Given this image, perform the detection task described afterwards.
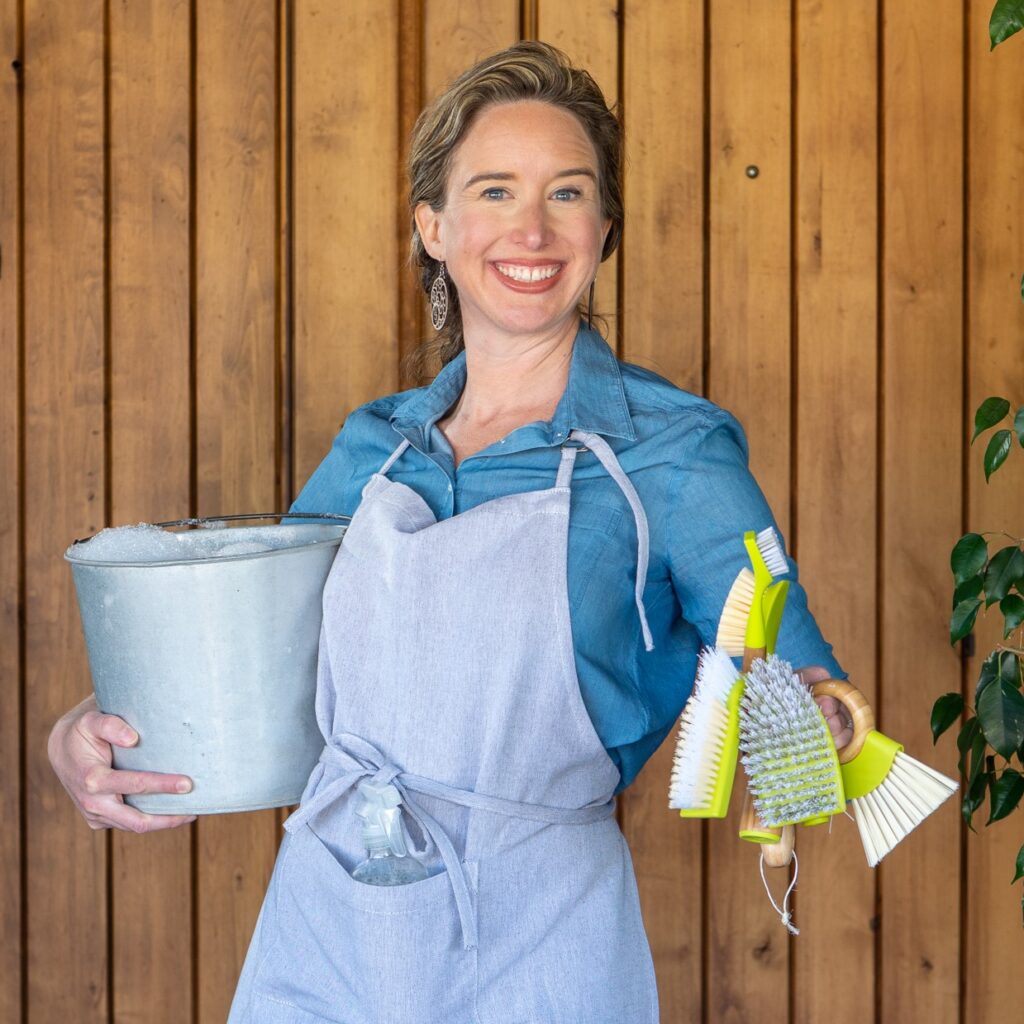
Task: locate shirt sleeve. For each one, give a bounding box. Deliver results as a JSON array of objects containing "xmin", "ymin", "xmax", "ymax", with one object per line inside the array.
[
  {"xmin": 287, "ymin": 416, "xmax": 357, "ymax": 518},
  {"xmin": 665, "ymin": 409, "xmax": 847, "ymax": 679}
]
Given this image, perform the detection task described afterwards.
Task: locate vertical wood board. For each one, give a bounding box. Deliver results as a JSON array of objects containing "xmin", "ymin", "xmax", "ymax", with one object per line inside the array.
[
  {"xmin": 707, "ymin": 3, "xmax": 794, "ymax": 1017},
  {"xmin": 23, "ymin": 2, "xmax": 108, "ymax": 1021},
  {"xmin": 108, "ymin": 1, "xmax": 194, "ymax": 1021},
  {"xmin": 0, "ymin": 0, "xmax": 22, "ymax": 1017},
  {"xmin": 619, "ymin": 3, "xmax": 705, "ymax": 1021},
  {"xmin": 194, "ymin": 2, "xmax": 281, "ymax": 1020},
  {"xmin": 881, "ymin": 5, "xmax": 964, "ymax": 1022},
  {"xmin": 292, "ymin": 2, "xmax": 400, "ymax": 491},
  {"xmin": 792, "ymin": 3, "xmax": 878, "ymax": 1022},
  {"xmin": 964, "ymin": 1, "xmax": 1024, "ymax": 1017}
]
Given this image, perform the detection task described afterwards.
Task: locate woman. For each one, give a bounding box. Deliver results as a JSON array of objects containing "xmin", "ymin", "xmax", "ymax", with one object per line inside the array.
[{"xmin": 50, "ymin": 42, "xmax": 852, "ymax": 1023}]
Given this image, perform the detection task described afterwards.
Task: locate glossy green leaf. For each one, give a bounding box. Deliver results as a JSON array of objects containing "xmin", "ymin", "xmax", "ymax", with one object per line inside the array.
[
  {"xmin": 984, "ymin": 429, "xmax": 1013, "ymax": 480},
  {"xmin": 976, "ymin": 651, "xmax": 1022, "ymax": 701},
  {"xmin": 931, "ymin": 692, "xmax": 964, "ymax": 743},
  {"xmin": 985, "ymin": 546, "xmax": 1024, "ymax": 606},
  {"xmin": 977, "ymin": 678, "xmax": 1024, "ymax": 759},
  {"xmin": 951, "ymin": 534, "xmax": 988, "ymax": 584},
  {"xmin": 988, "ymin": 769, "xmax": 1024, "ymax": 824},
  {"xmin": 1002, "ymin": 594, "xmax": 1024, "ymax": 637},
  {"xmin": 1016, "ymin": 406, "xmax": 1024, "ymax": 448},
  {"xmin": 973, "ymin": 397, "xmax": 1011, "ymax": 442},
  {"xmin": 1013, "ymin": 842, "xmax": 1024, "ymax": 884},
  {"xmin": 952, "ymin": 573, "xmax": 985, "ymax": 609},
  {"xmin": 951, "ymin": 598, "xmax": 981, "ymax": 644},
  {"xmin": 957, "ymin": 717, "xmax": 982, "ymax": 778},
  {"xmin": 963, "ymin": 769, "xmax": 991, "ymax": 830},
  {"xmin": 990, "ymin": 0, "xmax": 1024, "ymax": 48}
]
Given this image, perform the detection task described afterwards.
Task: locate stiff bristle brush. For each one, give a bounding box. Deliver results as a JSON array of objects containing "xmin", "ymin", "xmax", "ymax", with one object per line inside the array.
[
  {"xmin": 669, "ymin": 646, "xmax": 743, "ymax": 816},
  {"xmin": 738, "ymin": 654, "xmax": 846, "ymax": 827},
  {"xmin": 668, "ymin": 526, "xmax": 788, "ymax": 819},
  {"xmin": 810, "ymin": 680, "xmax": 958, "ymax": 866}
]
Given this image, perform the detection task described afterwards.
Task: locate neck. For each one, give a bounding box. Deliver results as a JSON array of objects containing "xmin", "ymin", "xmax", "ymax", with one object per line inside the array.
[{"xmin": 449, "ymin": 318, "xmax": 579, "ymax": 428}]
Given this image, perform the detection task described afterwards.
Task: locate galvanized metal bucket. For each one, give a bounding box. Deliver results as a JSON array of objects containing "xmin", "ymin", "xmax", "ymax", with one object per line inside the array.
[{"xmin": 65, "ymin": 513, "xmax": 348, "ymax": 815}]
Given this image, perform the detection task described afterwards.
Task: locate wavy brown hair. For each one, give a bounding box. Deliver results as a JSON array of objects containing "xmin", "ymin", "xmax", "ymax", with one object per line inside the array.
[{"xmin": 407, "ymin": 41, "xmax": 623, "ymax": 376}]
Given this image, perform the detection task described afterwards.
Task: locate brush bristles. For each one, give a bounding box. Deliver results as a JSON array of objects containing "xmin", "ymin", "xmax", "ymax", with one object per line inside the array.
[
  {"xmin": 849, "ymin": 752, "xmax": 958, "ymax": 867},
  {"xmin": 669, "ymin": 646, "xmax": 740, "ymax": 810},
  {"xmin": 716, "ymin": 568, "xmax": 755, "ymax": 656},
  {"xmin": 739, "ymin": 654, "xmax": 844, "ymax": 825},
  {"xmin": 755, "ymin": 526, "xmax": 789, "ymax": 578}
]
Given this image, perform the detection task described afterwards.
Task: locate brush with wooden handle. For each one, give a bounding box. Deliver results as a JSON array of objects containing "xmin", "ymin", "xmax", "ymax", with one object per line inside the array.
[{"xmin": 810, "ymin": 680, "xmax": 958, "ymax": 866}]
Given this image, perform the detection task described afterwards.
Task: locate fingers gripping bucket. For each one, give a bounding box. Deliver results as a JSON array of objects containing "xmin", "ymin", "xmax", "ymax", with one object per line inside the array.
[{"xmin": 65, "ymin": 514, "xmax": 348, "ymax": 815}]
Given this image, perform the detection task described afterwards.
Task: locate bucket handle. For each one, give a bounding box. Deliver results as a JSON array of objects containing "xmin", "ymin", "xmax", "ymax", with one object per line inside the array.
[{"xmin": 151, "ymin": 512, "xmax": 352, "ymax": 529}]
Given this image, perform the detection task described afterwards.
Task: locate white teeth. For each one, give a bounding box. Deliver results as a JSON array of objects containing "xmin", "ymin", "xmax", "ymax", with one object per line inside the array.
[{"xmin": 495, "ymin": 263, "xmax": 561, "ymax": 283}]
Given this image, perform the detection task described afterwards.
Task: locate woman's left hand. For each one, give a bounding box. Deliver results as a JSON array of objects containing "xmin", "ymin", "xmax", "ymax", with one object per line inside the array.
[{"xmin": 795, "ymin": 665, "xmax": 853, "ymax": 750}]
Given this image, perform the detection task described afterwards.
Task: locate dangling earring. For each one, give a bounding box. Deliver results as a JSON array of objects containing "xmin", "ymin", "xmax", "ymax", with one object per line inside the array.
[
  {"xmin": 430, "ymin": 262, "xmax": 449, "ymax": 331},
  {"xmin": 586, "ymin": 280, "xmax": 595, "ymax": 330}
]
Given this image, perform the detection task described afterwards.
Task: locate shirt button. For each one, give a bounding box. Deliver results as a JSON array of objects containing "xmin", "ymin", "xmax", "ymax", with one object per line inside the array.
[{"xmin": 447, "ymin": 483, "xmax": 453, "ymax": 492}]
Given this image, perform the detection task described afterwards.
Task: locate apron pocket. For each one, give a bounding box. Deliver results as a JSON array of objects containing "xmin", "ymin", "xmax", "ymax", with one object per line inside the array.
[
  {"xmin": 254, "ymin": 822, "xmax": 477, "ymax": 1024},
  {"xmin": 474, "ymin": 823, "xmax": 658, "ymax": 1024}
]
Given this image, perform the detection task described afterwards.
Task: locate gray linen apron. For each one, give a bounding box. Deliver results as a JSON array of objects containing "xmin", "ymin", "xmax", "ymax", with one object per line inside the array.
[{"xmin": 228, "ymin": 429, "xmax": 659, "ymax": 1024}]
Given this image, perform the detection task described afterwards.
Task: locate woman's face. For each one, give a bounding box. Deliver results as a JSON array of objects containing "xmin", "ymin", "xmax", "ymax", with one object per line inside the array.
[{"xmin": 415, "ymin": 100, "xmax": 611, "ymax": 346}]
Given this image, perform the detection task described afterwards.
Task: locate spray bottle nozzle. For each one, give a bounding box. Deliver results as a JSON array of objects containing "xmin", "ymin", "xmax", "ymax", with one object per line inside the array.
[{"xmin": 354, "ymin": 779, "xmax": 408, "ymax": 857}]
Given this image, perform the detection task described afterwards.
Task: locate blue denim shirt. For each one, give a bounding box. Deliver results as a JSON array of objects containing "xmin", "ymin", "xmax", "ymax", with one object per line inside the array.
[{"xmin": 292, "ymin": 323, "xmax": 846, "ymax": 793}]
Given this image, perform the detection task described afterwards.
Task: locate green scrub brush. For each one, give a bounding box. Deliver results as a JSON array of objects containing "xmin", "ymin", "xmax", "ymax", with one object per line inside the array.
[
  {"xmin": 669, "ymin": 646, "xmax": 744, "ymax": 817},
  {"xmin": 668, "ymin": 526, "xmax": 789, "ymax": 825},
  {"xmin": 739, "ymin": 654, "xmax": 847, "ymax": 827},
  {"xmin": 811, "ymin": 680, "xmax": 959, "ymax": 866}
]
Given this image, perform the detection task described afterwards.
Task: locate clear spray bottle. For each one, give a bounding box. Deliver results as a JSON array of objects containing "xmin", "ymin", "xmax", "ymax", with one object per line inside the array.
[{"xmin": 351, "ymin": 779, "xmax": 428, "ymax": 886}]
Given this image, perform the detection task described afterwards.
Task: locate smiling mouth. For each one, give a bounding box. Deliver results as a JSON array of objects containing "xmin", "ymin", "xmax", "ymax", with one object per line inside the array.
[{"xmin": 493, "ymin": 262, "xmax": 563, "ymax": 283}]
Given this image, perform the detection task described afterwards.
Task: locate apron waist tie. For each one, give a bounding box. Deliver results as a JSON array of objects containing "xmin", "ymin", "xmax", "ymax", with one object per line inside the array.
[{"xmin": 282, "ymin": 733, "xmax": 617, "ymax": 951}]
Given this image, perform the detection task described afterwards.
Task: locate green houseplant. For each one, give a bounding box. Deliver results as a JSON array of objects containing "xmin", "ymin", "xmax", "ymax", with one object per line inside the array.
[{"xmin": 928, "ymin": 0, "xmax": 1024, "ymax": 906}]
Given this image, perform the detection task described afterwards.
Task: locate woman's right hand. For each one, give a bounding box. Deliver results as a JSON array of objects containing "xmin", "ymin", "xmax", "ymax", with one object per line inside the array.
[{"xmin": 47, "ymin": 694, "xmax": 197, "ymax": 833}]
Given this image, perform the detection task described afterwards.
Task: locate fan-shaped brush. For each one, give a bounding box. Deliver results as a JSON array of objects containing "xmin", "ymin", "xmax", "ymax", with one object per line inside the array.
[{"xmin": 811, "ymin": 680, "xmax": 959, "ymax": 866}]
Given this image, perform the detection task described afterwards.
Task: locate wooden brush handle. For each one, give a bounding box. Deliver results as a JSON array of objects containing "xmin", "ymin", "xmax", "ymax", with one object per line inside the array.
[
  {"xmin": 763, "ymin": 825, "xmax": 795, "ymax": 868},
  {"xmin": 738, "ymin": 783, "xmax": 795, "ymax": 868},
  {"xmin": 810, "ymin": 679, "xmax": 875, "ymax": 764}
]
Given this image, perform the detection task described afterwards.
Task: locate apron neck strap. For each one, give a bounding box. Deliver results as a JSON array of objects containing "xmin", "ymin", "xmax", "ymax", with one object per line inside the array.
[
  {"xmin": 555, "ymin": 444, "xmax": 579, "ymax": 488},
  {"xmin": 378, "ymin": 438, "xmax": 411, "ymax": 477},
  {"xmin": 567, "ymin": 430, "xmax": 654, "ymax": 652}
]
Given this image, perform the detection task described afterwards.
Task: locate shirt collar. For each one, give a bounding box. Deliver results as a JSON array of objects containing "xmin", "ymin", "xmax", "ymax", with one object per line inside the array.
[{"xmin": 389, "ymin": 321, "xmax": 636, "ymax": 447}]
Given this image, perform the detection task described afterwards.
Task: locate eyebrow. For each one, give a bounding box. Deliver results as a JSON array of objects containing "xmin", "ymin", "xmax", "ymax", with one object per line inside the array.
[{"xmin": 462, "ymin": 167, "xmax": 598, "ymax": 189}]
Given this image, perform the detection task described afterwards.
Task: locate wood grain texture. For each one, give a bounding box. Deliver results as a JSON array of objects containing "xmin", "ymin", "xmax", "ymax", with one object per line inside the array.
[
  {"xmin": 194, "ymin": 2, "xmax": 281, "ymax": 1021},
  {"xmin": 536, "ymin": 0, "xmax": 619, "ymax": 351},
  {"xmin": 23, "ymin": 2, "xmax": 108, "ymax": 1021},
  {"xmin": 398, "ymin": 0, "xmax": 425, "ymax": 386},
  {"xmin": 792, "ymin": 3, "xmax": 877, "ymax": 1022},
  {"xmin": 0, "ymin": 0, "xmax": 21, "ymax": 1019},
  {"xmin": 619, "ymin": 2, "xmax": 705, "ymax": 1021},
  {"xmin": 108, "ymin": 2, "xmax": 194, "ymax": 1021},
  {"xmin": 881, "ymin": 3, "xmax": 964, "ymax": 1021},
  {"xmin": 292, "ymin": 1, "xmax": 400, "ymax": 492},
  {"xmin": 706, "ymin": 2, "xmax": 793, "ymax": 1018},
  {"xmin": 964, "ymin": 1, "xmax": 1024, "ymax": 1018},
  {"xmin": 422, "ymin": 0, "xmax": 518, "ymax": 101},
  {"xmin": 621, "ymin": 0, "xmax": 704, "ymax": 392}
]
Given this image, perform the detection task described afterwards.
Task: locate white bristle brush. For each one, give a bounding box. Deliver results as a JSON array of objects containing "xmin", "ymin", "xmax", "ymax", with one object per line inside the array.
[
  {"xmin": 669, "ymin": 646, "xmax": 743, "ymax": 816},
  {"xmin": 811, "ymin": 679, "xmax": 959, "ymax": 866}
]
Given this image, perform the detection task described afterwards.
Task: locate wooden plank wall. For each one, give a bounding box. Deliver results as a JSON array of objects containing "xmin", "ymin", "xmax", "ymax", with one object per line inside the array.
[{"xmin": 2, "ymin": 2, "xmax": 1022, "ymax": 1021}]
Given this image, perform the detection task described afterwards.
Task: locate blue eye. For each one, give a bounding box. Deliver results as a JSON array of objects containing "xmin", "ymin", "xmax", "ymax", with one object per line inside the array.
[
  {"xmin": 552, "ymin": 187, "xmax": 581, "ymax": 201},
  {"xmin": 481, "ymin": 187, "xmax": 508, "ymax": 200}
]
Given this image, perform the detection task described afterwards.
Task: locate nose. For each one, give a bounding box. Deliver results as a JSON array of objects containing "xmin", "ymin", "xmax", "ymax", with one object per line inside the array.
[{"xmin": 510, "ymin": 196, "xmax": 554, "ymax": 251}]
